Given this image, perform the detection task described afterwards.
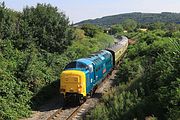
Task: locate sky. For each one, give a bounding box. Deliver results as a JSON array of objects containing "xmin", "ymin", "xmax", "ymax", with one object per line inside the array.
[{"xmin": 1, "ymin": 0, "xmax": 180, "ymax": 23}]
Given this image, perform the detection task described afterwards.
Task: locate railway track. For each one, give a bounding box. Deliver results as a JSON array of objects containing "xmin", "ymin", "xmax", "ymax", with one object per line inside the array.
[
  {"xmin": 47, "ymin": 88, "xmax": 100, "ymax": 120},
  {"xmin": 47, "ymin": 70, "xmax": 117, "ymax": 120},
  {"xmin": 47, "ymin": 96, "xmax": 98, "ymax": 120},
  {"xmin": 47, "ymin": 105, "xmax": 81, "ymax": 120},
  {"xmin": 47, "ymin": 108, "xmax": 63, "ymax": 120}
]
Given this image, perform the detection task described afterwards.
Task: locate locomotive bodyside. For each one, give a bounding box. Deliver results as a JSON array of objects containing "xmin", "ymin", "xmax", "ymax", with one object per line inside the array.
[
  {"xmin": 87, "ymin": 50, "xmax": 113, "ymax": 88},
  {"xmin": 60, "ymin": 50, "xmax": 113, "ymax": 101},
  {"xmin": 60, "ymin": 36, "xmax": 128, "ymax": 103}
]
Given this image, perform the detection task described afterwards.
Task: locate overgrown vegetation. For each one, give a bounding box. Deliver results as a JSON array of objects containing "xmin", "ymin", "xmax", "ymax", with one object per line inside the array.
[
  {"xmin": 87, "ymin": 26, "xmax": 180, "ymax": 119},
  {"xmin": 0, "ymin": 3, "xmax": 114, "ymax": 120}
]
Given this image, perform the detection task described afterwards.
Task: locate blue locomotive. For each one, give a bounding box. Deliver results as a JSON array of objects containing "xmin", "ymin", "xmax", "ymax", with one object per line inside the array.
[{"xmin": 60, "ymin": 36, "xmax": 128, "ymax": 103}]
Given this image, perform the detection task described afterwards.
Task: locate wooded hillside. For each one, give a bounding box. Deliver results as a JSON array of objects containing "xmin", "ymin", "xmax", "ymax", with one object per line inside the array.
[{"xmin": 76, "ymin": 12, "xmax": 180, "ymax": 26}]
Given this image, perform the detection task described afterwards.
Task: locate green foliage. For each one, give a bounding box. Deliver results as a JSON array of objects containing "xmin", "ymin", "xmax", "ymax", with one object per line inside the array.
[
  {"xmin": 0, "ymin": 40, "xmax": 32, "ymax": 120},
  {"xmin": 147, "ymin": 22, "xmax": 165, "ymax": 30},
  {"xmin": 0, "ymin": 3, "xmax": 115, "ymax": 119},
  {"xmin": 16, "ymin": 3, "xmax": 74, "ymax": 53},
  {"xmin": 80, "ymin": 24, "xmax": 103, "ymax": 37},
  {"xmin": 165, "ymin": 23, "xmax": 178, "ymax": 32},
  {"xmin": 87, "ymin": 29, "xmax": 180, "ymax": 120},
  {"xmin": 0, "ymin": 3, "xmax": 19, "ymax": 40},
  {"xmin": 172, "ymin": 31, "xmax": 180, "ymax": 38},
  {"xmin": 74, "ymin": 28, "xmax": 86, "ymax": 40},
  {"xmin": 122, "ymin": 19, "xmax": 137, "ymax": 32},
  {"xmin": 65, "ymin": 32, "xmax": 114, "ymax": 59},
  {"xmin": 109, "ymin": 24, "xmax": 124, "ymax": 35},
  {"xmin": 77, "ymin": 12, "xmax": 180, "ymax": 27}
]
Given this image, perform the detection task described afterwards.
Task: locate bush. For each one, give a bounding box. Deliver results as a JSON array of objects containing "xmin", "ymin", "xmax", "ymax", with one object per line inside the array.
[{"xmin": 87, "ymin": 30, "xmax": 180, "ymax": 120}]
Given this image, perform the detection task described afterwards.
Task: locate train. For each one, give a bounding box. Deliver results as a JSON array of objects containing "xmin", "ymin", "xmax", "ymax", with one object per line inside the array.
[{"xmin": 60, "ymin": 36, "xmax": 129, "ymax": 104}]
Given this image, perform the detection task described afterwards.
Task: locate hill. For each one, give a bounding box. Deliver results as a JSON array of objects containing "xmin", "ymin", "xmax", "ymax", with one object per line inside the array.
[{"xmin": 76, "ymin": 12, "xmax": 180, "ymax": 26}]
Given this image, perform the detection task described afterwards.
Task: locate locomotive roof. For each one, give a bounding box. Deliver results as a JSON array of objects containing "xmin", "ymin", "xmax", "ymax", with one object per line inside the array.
[
  {"xmin": 76, "ymin": 46, "xmax": 113, "ymax": 67},
  {"xmin": 76, "ymin": 58, "xmax": 93, "ymax": 65}
]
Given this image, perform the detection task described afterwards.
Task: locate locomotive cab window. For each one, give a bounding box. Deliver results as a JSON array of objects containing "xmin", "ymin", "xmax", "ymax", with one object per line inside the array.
[
  {"xmin": 76, "ymin": 62, "xmax": 86, "ymax": 69},
  {"xmin": 65, "ymin": 61, "xmax": 76, "ymax": 69},
  {"xmin": 65, "ymin": 61, "xmax": 87, "ymax": 70}
]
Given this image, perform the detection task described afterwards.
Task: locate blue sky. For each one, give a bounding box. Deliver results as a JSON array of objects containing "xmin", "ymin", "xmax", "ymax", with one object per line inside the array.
[{"xmin": 1, "ymin": 0, "xmax": 180, "ymax": 23}]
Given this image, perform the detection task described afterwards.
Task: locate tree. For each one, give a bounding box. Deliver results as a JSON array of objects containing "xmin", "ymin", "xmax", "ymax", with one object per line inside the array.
[
  {"xmin": 109, "ymin": 24, "xmax": 124, "ymax": 35},
  {"xmin": 20, "ymin": 4, "xmax": 74, "ymax": 53},
  {"xmin": 0, "ymin": 2, "xmax": 19, "ymax": 40},
  {"xmin": 74, "ymin": 28, "xmax": 85, "ymax": 40},
  {"xmin": 122, "ymin": 19, "xmax": 137, "ymax": 32},
  {"xmin": 81, "ymin": 24, "xmax": 103, "ymax": 37},
  {"xmin": 165, "ymin": 23, "xmax": 178, "ymax": 32},
  {"xmin": 147, "ymin": 22, "xmax": 165, "ymax": 30}
]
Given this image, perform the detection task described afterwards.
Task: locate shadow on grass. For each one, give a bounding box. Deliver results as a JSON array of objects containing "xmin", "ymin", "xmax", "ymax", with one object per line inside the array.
[{"xmin": 30, "ymin": 79, "xmax": 64, "ymax": 111}]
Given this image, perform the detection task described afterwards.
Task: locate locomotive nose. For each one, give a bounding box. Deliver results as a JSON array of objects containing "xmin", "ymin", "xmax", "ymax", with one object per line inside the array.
[{"xmin": 60, "ymin": 70, "xmax": 86, "ymax": 96}]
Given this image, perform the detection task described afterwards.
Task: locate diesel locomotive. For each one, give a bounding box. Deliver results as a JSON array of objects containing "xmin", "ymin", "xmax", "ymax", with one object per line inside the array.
[{"xmin": 60, "ymin": 36, "xmax": 128, "ymax": 103}]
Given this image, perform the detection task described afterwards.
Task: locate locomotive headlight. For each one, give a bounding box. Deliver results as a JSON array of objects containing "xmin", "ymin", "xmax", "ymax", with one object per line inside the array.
[
  {"xmin": 78, "ymin": 88, "xmax": 82, "ymax": 92},
  {"xmin": 78, "ymin": 84, "xmax": 83, "ymax": 88},
  {"xmin": 77, "ymin": 84, "xmax": 82, "ymax": 93}
]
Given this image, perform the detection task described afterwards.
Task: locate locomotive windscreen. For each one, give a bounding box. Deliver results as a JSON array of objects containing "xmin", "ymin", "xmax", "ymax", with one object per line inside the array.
[{"xmin": 65, "ymin": 61, "xmax": 88, "ymax": 70}]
